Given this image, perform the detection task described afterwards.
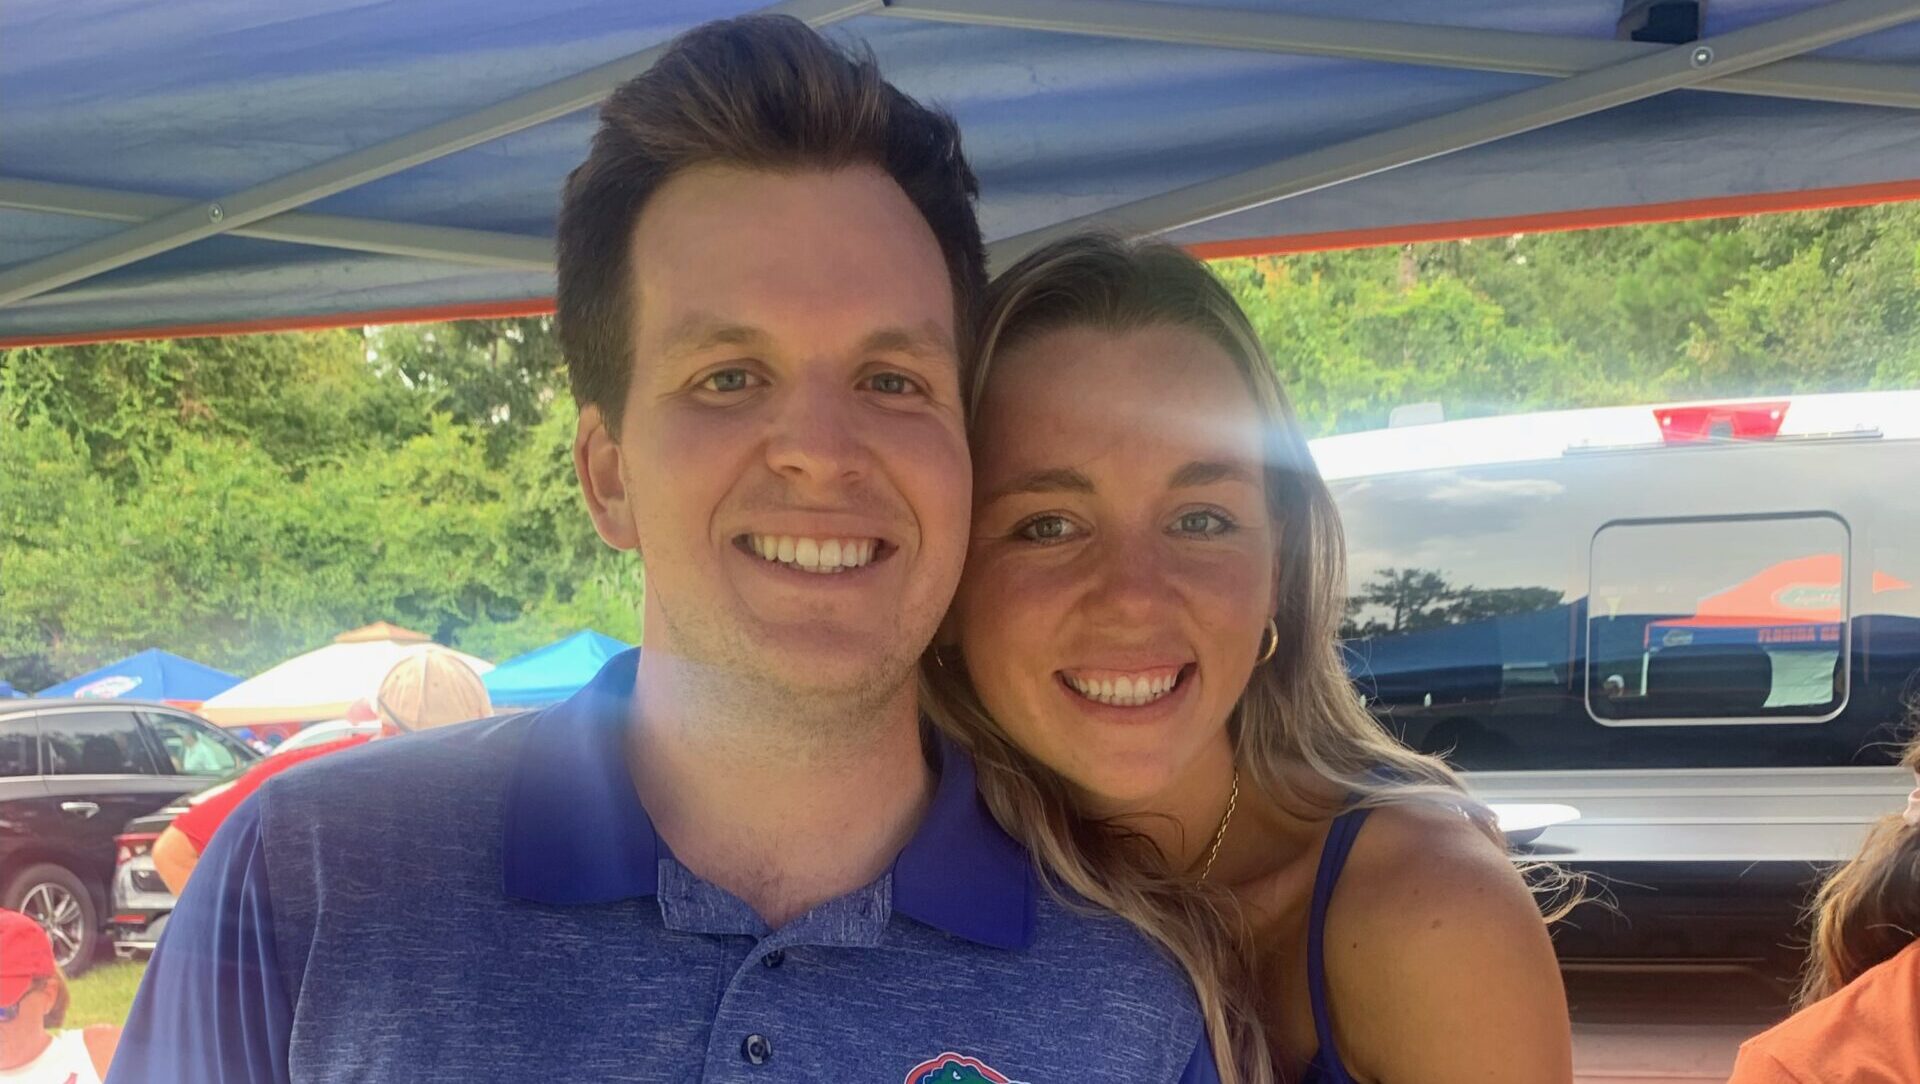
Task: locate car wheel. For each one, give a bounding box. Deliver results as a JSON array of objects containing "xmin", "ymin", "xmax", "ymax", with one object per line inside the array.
[{"xmin": 4, "ymin": 863, "xmax": 98, "ymax": 977}]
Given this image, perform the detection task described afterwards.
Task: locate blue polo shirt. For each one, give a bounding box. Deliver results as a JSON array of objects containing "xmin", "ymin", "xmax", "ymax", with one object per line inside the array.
[{"xmin": 111, "ymin": 651, "xmax": 1218, "ymax": 1083}]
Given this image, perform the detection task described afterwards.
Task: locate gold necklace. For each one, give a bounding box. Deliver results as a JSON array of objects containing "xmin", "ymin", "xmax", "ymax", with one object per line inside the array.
[{"xmin": 1199, "ymin": 768, "xmax": 1240, "ymax": 881}]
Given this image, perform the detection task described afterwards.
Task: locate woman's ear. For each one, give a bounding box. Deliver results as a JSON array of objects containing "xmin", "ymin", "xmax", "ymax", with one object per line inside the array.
[{"xmin": 575, "ymin": 404, "xmax": 642, "ymax": 553}]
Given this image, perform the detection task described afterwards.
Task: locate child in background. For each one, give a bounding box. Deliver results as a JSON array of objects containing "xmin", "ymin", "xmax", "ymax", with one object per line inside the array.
[
  {"xmin": 0, "ymin": 909, "xmax": 119, "ymax": 1083},
  {"xmin": 1728, "ymin": 732, "xmax": 1920, "ymax": 1083}
]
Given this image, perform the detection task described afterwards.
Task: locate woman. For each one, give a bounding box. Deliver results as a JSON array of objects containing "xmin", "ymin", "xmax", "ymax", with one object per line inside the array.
[
  {"xmin": 152, "ymin": 647, "xmax": 493, "ymax": 895},
  {"xmin": 925, "ymin": 235, "xmax": 1571, "ymax": 1083},
  {"xmin": 1727, "ymin": 733, "xmax": 1920, "ymax": 1082},
  {"xmin": 0, "ymin": 909, "xmax": 119, "ymax": 1083}
]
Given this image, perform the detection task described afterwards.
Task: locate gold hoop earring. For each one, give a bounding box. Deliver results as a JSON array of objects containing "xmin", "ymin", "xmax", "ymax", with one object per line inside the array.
[{"xmin": 1256, "ymin": 619, "xmax": 1279, "ymax": 665}]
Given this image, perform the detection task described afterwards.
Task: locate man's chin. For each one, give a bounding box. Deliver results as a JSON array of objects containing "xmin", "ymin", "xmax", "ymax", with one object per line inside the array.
[{"xmin": 733, "ymin": 626, "xmax": 924, "ymax": 699}]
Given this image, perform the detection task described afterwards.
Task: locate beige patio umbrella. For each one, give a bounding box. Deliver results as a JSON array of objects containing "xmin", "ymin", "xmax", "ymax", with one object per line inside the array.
[{"xmin": 198, "ymin": 623, "xmax": 491, "ymax": 727}]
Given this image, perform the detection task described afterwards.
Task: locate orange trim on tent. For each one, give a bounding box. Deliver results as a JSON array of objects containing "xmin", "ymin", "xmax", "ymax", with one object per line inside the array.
[
  {"xmin": 0, "ymin": 297, "xmax": 556, "ymax": 349},
  {"xmin": 1184, "ymin": 177, "xmax": 1920, "ymax": 260},
  {"xmin": 7, "ymin": 177, "xmax": 1920, "ymax": 348}
]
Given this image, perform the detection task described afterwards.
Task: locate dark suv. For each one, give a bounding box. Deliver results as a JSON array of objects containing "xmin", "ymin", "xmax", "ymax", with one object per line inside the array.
[{"xmin": 0, "ymin": 699, "xmax": 257, "ymax": 973}]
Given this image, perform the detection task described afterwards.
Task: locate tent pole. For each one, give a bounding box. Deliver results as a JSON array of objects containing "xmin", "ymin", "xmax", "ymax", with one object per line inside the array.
[
  {"xmin": 985, "ymin": 0, "xmax": 1920, "ymax": 271},
  {"xmin": 882, "ymin": 0, "xmax": 1920, "ymax": 111},
  {"xmin": 0, "ymin": 179, "xmax": 552, "ymax": 271},
  {"xmin": 0, "ymin": 0, "xmax": 880, "ymax": 309}
]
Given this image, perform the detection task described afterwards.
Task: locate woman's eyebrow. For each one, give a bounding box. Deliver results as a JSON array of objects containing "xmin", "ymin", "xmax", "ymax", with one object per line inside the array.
[
  {"xmin": 985, "ymin": 467, "xmax": 1096, "ymax": 503},
  {"xmin": 1168, "ymin": 459, "xmax": 1259, "ymax": 488}
]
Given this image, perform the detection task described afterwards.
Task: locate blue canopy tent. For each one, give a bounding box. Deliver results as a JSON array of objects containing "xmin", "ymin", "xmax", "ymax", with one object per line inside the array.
[
  {"xmin": 0, "ymin": 681, "xmax": 25, "ymax": 699},
  {"xmin": 4, "ymin": 0, "xmax": 1920, "ymax": 344},
  {"xmin": 483, "ymin": 631, "xmax": 632, "ymax": 708},
  {"xmin": 36, "ymin": 648, "xmax": 242, "ymax": 704}
]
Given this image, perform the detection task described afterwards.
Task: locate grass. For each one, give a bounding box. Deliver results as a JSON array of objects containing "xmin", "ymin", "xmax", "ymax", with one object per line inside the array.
[{"xmin": 65, "ymin": 961, "xmax": 147, "ymax": 1029}]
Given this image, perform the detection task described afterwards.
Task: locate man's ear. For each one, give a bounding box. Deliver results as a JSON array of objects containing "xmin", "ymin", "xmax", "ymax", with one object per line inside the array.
[{"xmin": 575, "ymin": 403, "xmax": 642, "ymax": 553}]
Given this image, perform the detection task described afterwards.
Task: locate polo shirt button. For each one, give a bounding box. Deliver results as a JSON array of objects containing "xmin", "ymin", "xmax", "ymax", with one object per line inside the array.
[
  {"xmin": 761, "ymin": 950, "xmax": 785, "ymax": 968},
  {"xmin": 741, "ymin": 1034, "xmax": 773, "ymax": 1065}
]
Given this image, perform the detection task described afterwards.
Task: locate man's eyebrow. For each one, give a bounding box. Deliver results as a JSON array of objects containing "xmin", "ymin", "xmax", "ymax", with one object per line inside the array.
[
  {"xmin": 1168, "ymin": 460, "xmax": 1261, "ymax": 489},
  {"xmin": 657, "ymin": 316, "xmax": 767, "ymax": 360},
  {"xmin": 859, "ymin": 321, "xmax": 956, "ymax": 362},
  {"xmin": 985, "ymin": 467, "xmax": 1097, "ymax": 503}
]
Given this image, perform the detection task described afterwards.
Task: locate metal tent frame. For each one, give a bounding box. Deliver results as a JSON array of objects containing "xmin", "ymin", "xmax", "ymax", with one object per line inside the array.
[{"xmin": 4, "ymin": 0, "xmax": 1919, "ymax": 330}]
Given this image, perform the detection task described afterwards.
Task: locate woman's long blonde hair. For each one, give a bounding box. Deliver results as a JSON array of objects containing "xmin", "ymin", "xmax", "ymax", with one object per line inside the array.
[
  {"xmin": 922, "ymin": 235, "xmax": 1514, "ymax": 1084},
  {"xmin": 1796, "ymin": 723, "xmax": 1920, "ymax": 1007}
]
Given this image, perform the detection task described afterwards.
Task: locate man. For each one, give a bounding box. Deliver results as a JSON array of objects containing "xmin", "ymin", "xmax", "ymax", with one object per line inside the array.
[{"xmin": 110, "ymin": 16, "xmax": 1217, "ymax": 1083}]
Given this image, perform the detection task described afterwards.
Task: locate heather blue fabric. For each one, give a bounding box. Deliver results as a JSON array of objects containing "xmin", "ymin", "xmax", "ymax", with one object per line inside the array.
[{"xmin": 110, "ymin": 649, "xmax": 1218, "ymax": 1083}]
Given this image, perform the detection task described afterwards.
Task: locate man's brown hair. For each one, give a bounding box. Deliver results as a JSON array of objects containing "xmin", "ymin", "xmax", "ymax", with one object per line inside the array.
[{"xmin": 556, "ymin": 15, "xmax": 986, "ymax": 434}]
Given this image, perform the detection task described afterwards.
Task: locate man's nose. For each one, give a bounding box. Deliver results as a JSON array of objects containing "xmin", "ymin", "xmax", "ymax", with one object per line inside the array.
[{"xmin": 764, "ymin": 375, "xmax": 865, "ymax": 485}]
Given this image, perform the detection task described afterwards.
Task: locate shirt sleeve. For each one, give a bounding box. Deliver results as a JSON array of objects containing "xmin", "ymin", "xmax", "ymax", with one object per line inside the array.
[
  {"xmin": 169, "ymin": 770, "xmax": 261, "ymax": 852},
  {"xmin": 107, "ymin": 794, "xmax": 293, "ymax": 1084},
  {"xmin": 1178, "ymin": 1035, "xmax": 1223, "ymax": 1084}
]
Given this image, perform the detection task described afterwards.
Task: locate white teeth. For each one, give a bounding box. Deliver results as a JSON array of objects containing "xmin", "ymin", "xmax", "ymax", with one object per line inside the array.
[
  {"xmin": 1067, "ymin": 670, "xmax": 1182, "ymax": 707},
  {"xmin": 745, "ymin": 534, "xmax": 881, "ymax": 574}
]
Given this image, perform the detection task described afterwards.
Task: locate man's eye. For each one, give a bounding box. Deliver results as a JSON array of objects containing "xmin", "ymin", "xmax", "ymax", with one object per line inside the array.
[
  {"xmin": 699, "ymin": 369, "xmax": 760, "ymax": 393},
  {"xmin": 1017, "ymin": 515, "xmax": 1081, "ymax": 543},
  {"xmin": 863, "ymin": 372, "xmax": 920, "ymax": 395},
  {"xmin": 1174, "ymin": 510, "xmax": 1235, "ymax": 536}
]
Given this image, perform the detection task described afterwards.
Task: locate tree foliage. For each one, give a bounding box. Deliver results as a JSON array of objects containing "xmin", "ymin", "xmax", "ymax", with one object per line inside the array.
[
  {"xmin": 1, "ymin": 320, "xmax": 638, "ymax": 688},
  {"xmin": 1217, "ymin": 203, "xmax": 1920, "ymax": 435}
]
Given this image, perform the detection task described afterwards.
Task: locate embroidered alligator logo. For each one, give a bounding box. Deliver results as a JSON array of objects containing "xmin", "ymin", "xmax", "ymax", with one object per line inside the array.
[{"xmin": 904, "ymin": 1052, "xmax": 1030, "ymax": 1084}]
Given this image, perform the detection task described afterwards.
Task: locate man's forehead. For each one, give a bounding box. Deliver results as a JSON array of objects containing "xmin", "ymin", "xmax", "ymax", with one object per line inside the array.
[{"xmin": 624, "ymin": 165, "xmax": 958, "ymax": 362}]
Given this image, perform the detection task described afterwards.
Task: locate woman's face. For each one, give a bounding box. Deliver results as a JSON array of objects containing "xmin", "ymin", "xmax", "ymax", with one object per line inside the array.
[{"xmin": 952, "ymin": 322, "xmax": 1279, "ymax": 810}]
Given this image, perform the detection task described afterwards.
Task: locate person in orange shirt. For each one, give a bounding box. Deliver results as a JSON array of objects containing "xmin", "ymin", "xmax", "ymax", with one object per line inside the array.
[{"xmin": 1728, "ymin": 732, "xmax": 1920, "ymax": 1084}]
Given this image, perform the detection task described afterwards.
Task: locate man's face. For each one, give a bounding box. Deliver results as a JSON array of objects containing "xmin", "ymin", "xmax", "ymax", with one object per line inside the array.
[{"xmin": 578, "ymin": 165, "xmax": 971, "ymax": 701}]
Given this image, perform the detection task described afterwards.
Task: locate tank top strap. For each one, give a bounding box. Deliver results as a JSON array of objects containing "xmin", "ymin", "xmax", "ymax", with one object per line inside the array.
[{"xmin": 1305, "ymin": 805, "xmax": 1373, "ymax": 1083}]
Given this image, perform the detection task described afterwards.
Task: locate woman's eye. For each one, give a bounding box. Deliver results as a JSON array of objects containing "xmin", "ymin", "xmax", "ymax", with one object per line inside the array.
[
  {"xmin": 863, "ymin": 371, "xmax": 920, "ymax": 396},
  {"xmin": 1174, "ymin": 510, "xmax": 1235, "ymax": 536},
  {"xmin": 700, "ymin": 369, "xmax": 759, "ymax": 393},
  {"xmin": 1017, "ymin": 515, "xmax": 1081, "ymax": 543}
]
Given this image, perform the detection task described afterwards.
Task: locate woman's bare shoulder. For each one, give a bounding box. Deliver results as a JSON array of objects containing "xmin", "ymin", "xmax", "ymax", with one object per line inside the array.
[{"xmin": 1323, "ymin": 800, "xmax": 1572, "ymax": 1083}]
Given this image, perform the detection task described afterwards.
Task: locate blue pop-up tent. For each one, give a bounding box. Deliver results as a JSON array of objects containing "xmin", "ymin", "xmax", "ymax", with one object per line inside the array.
[
  {"xmin": 4, "ymin": 0, "xmax": 1920, "ymax": 346},
  {"xmin": 483, "ymin": 631, "xmax": 631, "ymax": 708},
  {"xmin": 0, "ymin": 681, "xmax": 25, "ymax": 699},
  {"xmin": 37, "ymin": 648, "xmax": 242, "ymax": 703}
]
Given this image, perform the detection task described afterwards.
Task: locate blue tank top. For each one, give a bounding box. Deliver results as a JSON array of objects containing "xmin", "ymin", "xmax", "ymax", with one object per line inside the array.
[{"xmin": 1297, "ymin": 805, "xmax": 1372, "ymax": 1084}]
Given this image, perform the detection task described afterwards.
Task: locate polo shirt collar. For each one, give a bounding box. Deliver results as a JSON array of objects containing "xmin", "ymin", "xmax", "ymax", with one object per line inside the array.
[{"xmin": 501, "ymin": 649, "xmax": 1034, "ymax": 950}]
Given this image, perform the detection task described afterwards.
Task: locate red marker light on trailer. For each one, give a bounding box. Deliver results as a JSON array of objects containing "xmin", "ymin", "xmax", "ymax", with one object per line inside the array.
[{"xmin": 1654, "ymin": 400, "xmax": 1790, "ymax": 443}]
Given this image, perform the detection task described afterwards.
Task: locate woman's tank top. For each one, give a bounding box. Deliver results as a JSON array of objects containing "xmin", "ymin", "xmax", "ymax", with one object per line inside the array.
[
  {"xmin": 0, "ymin": 1029, "xmax": 105, "ymax": 1084},
  {"xmin": 1297, "ymin": 805, "xmax": 1372, "ymax": 1084}
]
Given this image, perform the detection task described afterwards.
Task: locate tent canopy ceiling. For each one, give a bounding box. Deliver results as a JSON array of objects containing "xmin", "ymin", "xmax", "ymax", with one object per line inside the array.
[{"xmin": 5, "ymin": 0, "xmax": 1920, "ymax": 345}]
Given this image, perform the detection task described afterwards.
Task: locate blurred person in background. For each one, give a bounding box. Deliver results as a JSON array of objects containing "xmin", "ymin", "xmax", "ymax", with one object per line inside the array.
[
  {"xmin": 150, "ymin": 647, "xmax": 492, "ymax": 895},
  {"xmin": 0, "ymin": 909, "xmax": 119, "ymax": 1084},
  {"xmin": 176, "ymin": 729, "xmax": 227, "ymax": 774},
  {"xmin": 1727, "ymin": 728, "xmax": 1920, "ymax": 1083}
]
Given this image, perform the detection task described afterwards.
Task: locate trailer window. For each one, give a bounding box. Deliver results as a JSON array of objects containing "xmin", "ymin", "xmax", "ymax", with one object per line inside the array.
[{"xmin": 1587, "ymin": 515, "xmax": 1850, "ymax": 724}]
